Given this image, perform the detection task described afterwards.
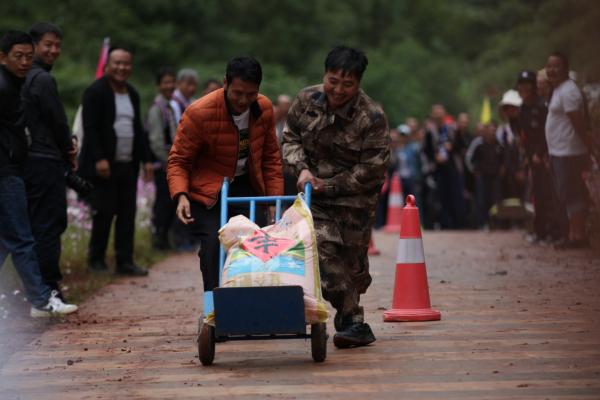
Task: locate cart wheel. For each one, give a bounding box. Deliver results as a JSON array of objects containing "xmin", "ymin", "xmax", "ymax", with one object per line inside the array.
[
  {"xmin": 198, "ymin": 322, "xmax": 215, "ymax": 366},
  {"xmin": 311, "ymin": 323, "xmax": 327, "ymax": 362}
]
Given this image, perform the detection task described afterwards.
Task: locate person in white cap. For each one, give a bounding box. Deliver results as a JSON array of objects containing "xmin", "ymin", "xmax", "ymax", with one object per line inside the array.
[{"xmin": 496, "ymin": 89, "xmax": 526, "ymax": 202}]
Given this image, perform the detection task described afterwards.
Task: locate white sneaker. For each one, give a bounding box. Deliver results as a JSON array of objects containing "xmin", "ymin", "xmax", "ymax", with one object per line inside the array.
[{"xmin": 30, "ymin": 290, "xmax": 78, "ymax": 317}]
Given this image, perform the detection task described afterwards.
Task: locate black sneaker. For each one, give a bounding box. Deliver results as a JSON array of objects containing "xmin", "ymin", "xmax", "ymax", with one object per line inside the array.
[
  {"xmin": 152, "ymin": 233, "xmax": 171, "ymax": 251},
  {"xmin": 554, "ymin": 238, "xmax": 590, "ymax": 250},
  {"xmin": 89, "ymin": 259, "xmax": 109, "ymax": 274},
  {"xmin": 333, "ymin": 323, "xmax": 376, "ymax": 349},
  {"xmin": 116, "ymin": 262, "xmax": 149, "ymax": 276}
]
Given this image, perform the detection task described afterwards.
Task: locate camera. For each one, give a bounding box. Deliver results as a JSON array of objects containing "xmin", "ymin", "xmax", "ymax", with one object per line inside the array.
[{"xmin": 65, "ymin": 170, "xmax": 94, "ymax": 198}]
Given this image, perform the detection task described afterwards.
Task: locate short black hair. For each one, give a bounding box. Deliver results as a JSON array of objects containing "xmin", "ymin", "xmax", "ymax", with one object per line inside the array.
[
  {"xmin": 549, "ymin": 51, "xmax": 569, "ymax": 70},
  {"xmin": 0, "ymin": 30, "xmax": 34, "ymax": 54},
  {"xmin": 225, "ymin": 56, "xmax": 262, "ymax": 85},
  {"xmin": 155, "ymin": 66, "xmax": 176, "ymax": 85},
  {"xmin": 29, "ymin": 22, "xmax": 63, "ymax": 44},
  {"xmin": 325, "ymin": 45, "xmax": 368, "ymax": 80},
  {"xmin": 108, "ymin": 45, "xmax": 134, "ymax": 58},
  {"xmin": 203, "ymin": 78, "xmax": 221, "ymax": 90}
]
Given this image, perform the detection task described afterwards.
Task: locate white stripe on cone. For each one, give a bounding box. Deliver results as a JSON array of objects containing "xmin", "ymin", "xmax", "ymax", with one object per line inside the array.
[
  {"xmin": 388, "ymin": 192, "xmax": 403, "ymax": 207},
  {"xmin": 396, "ymin": 238, "xmax": 425, "ymax": 264}
]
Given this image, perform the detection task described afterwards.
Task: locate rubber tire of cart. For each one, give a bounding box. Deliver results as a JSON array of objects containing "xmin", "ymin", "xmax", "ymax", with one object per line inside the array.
[
  {"xmin": 198, "ymin": 322, "xmax": 216, "ymax": 366},
  {"xmin": 311, "ymin": 322, "xmax": 327, "ymax": 362}
]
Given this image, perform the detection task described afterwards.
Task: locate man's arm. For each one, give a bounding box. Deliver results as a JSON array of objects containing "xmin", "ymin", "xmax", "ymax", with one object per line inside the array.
[
  {"xmin": 563, "ymin": 84, "xmax": 591, "ymax": 149},
  {"xmin": 320, "ymin": 112, "xmax": 390, "ymax": 197},
  {"xmin": 81, "ymin": 85, "xmax": 105, "ymax": 163},
  {"xmin": 147, "ymin": 105, "xmax": 168, "ymax": 163},
  {"xmin": 36, "ymin": 74, "xmax": 72, "ymax": 161},
  {"xmin": 260, "ymin": 107, "xmax": 283, "ymax": 196},
  {"xmin": 131, "ymin": 88, "xmax": 153, "ymax": 165},
  {"xmin": 167, "ymin": 109, "xmax": 203, "ymax": 200},
  {"xmin": 567, "ymin": 110, "xmax": 590, "ymax": 147},
  {"xmin": 281, "ymin": 97, "xmax": 310, "ymax": 176}
]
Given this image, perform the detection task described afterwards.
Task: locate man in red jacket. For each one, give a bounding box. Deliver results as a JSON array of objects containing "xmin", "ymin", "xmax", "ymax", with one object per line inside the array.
[{"xmin": 168, "ymin": 56, "xmax": 283, "ymax": 292}]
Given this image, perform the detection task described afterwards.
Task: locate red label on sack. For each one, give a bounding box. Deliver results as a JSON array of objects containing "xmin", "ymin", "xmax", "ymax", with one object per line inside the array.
[{"xmin": 241, "ymin": 230, "xmax": 296, "ymax": 262}]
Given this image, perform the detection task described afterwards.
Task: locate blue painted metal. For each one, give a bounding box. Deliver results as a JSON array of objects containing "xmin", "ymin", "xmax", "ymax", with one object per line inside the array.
[
  {"xmin": 203, "ymin": 178, "xmax": 313, "ymax": 323},
  {"xmin": 213, "ymin": 286, "xmax": 306, "ymax": 336},
  {"xmin": 249, "ymin": 200, "xmax": 256, "ymax": 222},
  {"xmin": 203, "ymin": 290, "xmax": 214, "ymax": 315},
  {"xmin": 275, "ymin": 199, "xmax": 282, "ymax": 221}
]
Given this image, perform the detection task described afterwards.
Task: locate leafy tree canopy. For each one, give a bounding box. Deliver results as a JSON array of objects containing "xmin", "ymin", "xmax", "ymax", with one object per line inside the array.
[{"xmin": 2, "ymin": 0, "xmax": 598, "ymax": 125}]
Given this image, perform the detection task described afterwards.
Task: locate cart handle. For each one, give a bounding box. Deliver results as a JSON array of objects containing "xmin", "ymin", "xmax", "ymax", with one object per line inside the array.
[{"xmin": 219, "ymin": 179, "xmax": 311, "ymax": 228}]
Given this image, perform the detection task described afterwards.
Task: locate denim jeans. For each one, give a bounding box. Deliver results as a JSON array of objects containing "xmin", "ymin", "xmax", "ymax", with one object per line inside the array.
[{"xmin": 0, "ymin": 175, "xmax": 50, "ymax": 307}]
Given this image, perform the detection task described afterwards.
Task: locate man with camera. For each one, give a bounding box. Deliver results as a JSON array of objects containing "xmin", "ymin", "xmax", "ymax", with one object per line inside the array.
[
  {"xmin": 1, "ymin": 30, "xmax": 78, "ymax": 316},
  {"xmin": 22, "ymin": 22, "xmax": 89, "ymax": 299}
]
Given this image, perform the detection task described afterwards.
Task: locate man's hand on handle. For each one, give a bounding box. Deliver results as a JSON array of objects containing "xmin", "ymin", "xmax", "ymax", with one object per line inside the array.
[{"xmin": 297, "ymin": 169, "xmax": 324, "ymax": 194}]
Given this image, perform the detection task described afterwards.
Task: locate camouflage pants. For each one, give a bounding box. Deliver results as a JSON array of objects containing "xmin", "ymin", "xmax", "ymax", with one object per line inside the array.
[{"xmin": 311, "ymin": 201, "xmax": 375, "ymax": 331}]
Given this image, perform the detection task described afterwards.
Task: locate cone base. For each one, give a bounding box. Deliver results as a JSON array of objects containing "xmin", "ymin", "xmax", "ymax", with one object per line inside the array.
[{"xmin": 383, "ymin": 308, "xmax": 441, "ymax": 322}]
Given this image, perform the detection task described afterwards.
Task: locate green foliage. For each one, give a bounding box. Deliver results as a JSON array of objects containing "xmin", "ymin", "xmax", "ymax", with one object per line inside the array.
[{"xmin": 2, "ymin": 0, "xmax": 599, "ymax": 126}]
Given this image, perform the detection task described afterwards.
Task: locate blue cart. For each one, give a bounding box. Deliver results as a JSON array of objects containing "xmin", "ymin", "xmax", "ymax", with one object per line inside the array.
[{"xmin": 197, "ymin": 180, "xmax": 328, "ymax": 365}]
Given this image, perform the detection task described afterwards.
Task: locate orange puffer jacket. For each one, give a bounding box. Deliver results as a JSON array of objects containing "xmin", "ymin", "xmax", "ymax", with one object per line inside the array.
[{"xmin": 167, "ymin": 88, "xmax": 283, "ymax": 206}]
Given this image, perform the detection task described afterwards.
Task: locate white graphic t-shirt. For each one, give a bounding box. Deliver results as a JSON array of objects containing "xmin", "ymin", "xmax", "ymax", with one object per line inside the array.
[
  {"xmin": 233, "ymin": 109, "xmax": 250, "ymax": 176},
  {"xmin": 545, "ymin": 79, "xmax": 587, "ymax": 156}
]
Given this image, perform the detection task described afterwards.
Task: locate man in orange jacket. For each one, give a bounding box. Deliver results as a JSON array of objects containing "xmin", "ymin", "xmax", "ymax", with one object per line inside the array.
[{"xmin": 167, "ymin": 56, "xmax": 283, "ymax": 292}]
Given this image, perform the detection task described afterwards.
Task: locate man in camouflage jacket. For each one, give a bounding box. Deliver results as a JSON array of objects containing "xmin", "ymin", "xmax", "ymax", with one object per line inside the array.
[{"xmin": 282, "ymin": 46, "xmax": 390, "ymax": 348}]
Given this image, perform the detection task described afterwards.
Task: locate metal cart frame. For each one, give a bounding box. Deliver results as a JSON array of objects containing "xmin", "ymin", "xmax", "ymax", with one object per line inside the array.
[{"xmin": 197, "ymin": 180, "xmax": 327, "ymax": 365}]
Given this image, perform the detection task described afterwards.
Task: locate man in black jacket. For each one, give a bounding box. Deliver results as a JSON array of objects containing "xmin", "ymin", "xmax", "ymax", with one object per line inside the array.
[
  {"xmin": 22, "ymin": 22, "xmax": 77, "ymax": 297},
  {"xmin": 79, "ymin": 46, "xmax": 152, "ymax": 276},
  {"xmin": 517, "ymin": 70, "xmax": 565, "ymax": 243},
  {"xmin": 0, "ymin": 30, "xmax": 78, "ymax": 317}
]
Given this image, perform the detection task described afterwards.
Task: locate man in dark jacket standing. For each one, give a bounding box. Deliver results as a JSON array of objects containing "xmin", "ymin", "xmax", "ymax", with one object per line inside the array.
[
  {"xmin": 22, "ymin": 22, "xmax": 77, "ymax": 297},
  {"xmin": 517, "ymin": 70, "xmax": 564, "ymax": 243},
  {"xmin": 79, "ymin": 46, "xmax": 152, "ymax": 276},
  {"xmin": 0, "ymin": 30, "xmax": 78, "ymax": 317}
]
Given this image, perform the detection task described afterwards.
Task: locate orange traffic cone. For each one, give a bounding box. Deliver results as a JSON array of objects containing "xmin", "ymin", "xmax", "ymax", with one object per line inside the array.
[
  {"xmin": 384, "ymin": 194, "xmax": 441, "ymax": 322},
  {"xmin": 367, "ymin": 231, "xmax": 380, "ymax": 256},
  {"xmin": 383, "ymin": 173, "xmax": 403, "ymax": 233}
]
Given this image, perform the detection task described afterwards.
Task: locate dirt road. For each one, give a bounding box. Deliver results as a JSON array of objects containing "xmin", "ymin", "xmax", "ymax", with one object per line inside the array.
[{"xmin": 1, "ymin": 231, "xmax": 599, "ymax": 399}]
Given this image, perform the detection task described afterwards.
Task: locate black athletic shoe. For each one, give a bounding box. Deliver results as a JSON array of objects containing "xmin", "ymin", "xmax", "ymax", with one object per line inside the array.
[
  {"xmin": 116, "ymin": 262, "xmax": 149, "ymax": 276},
  {"xmin": 333, "ymin": 322, "xmax": 376, "ymax": 349},
  {"xmin": 554, "ymin": 238, "xmax": 590, "ymax": 250},
  {"xmin": 88, "ymin": 259, "xmax": 109, "ymax": 274}
]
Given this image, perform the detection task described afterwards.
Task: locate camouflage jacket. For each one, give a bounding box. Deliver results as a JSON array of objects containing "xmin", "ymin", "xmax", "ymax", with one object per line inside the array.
[{"xmin": 282, "ymin": 84, "xmax": 390, "ymax": 208}]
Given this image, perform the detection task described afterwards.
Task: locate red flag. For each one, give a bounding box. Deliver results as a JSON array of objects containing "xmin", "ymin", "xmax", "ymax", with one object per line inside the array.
[{"xmin": 95, "ymin": 37, "xmax": 110, "ymax": 79}]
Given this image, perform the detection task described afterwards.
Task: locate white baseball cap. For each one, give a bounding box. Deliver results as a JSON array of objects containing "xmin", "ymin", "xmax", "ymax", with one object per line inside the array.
[{"xmin": 499, "ymin": 89, "xmax": 522, "ymax": 107}]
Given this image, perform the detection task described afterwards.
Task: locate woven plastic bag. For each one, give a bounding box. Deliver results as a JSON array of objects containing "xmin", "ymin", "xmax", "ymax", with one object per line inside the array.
[{"xmin": 216, "ymin": 195, "xmax": 329, "ymax": 324}]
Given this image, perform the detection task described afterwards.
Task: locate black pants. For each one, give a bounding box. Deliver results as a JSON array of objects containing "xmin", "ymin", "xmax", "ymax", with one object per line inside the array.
[
  {"xmin": 88, "ymin": 162, "xmax": 138, "ymax": 265},
  {"xmin": 434, "ymin": 165, "xmax": 467, "ymax": 229},
  {"xmin": 475, "ymin": 174, "xmax": 499, "ymax": 226},
  {"xmin": 152, "ymin": 168, "xmax": 175, "ymax": 241},
  {"xmin": 188, "ymin": 174, "xmax": 265, "ymax": 291},
  {"xmin": 23, "ymin": 157, "xmax": 67, "ymax": 287}
]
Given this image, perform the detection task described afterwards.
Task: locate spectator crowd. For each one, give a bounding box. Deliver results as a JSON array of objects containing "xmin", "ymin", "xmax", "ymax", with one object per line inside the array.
[
  {"xmin": 376, "ymin": 54, "xmax": 599, "ymax": 251},
  {"xmin": 1, "ymin": 21, "xmax": 598, "ymax": 321}
]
